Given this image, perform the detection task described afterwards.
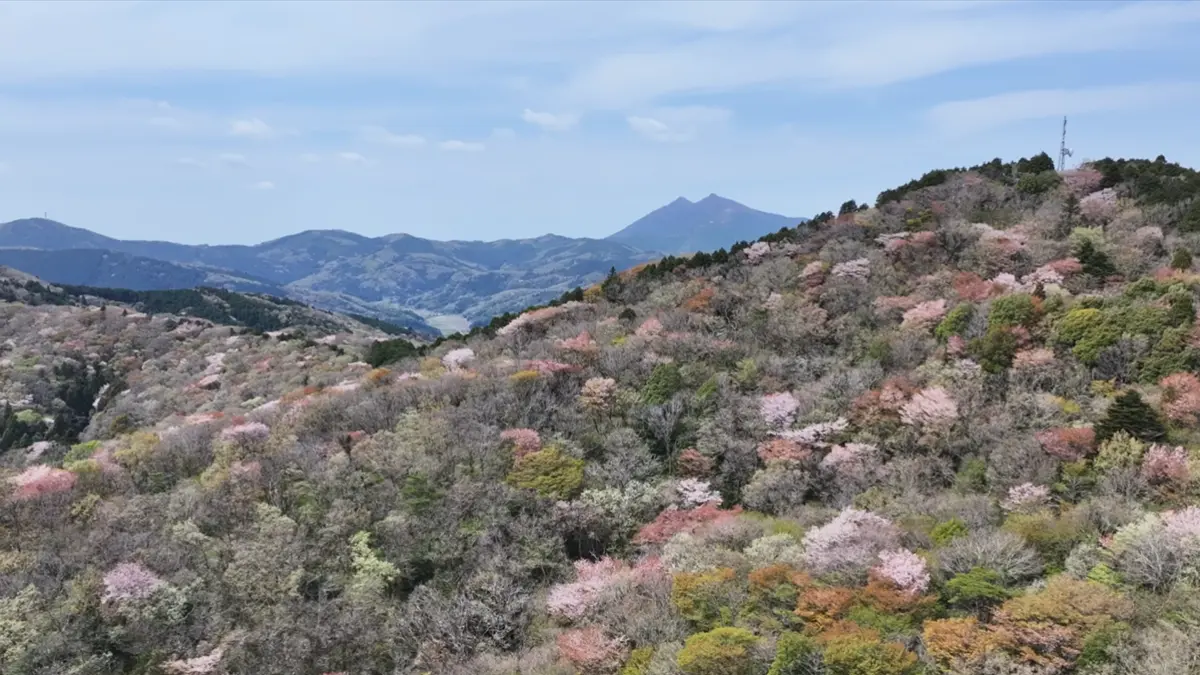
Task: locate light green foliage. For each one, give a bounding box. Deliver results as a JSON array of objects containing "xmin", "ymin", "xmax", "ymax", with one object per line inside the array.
[
  {"xmin": 943, "ymin": 567, "xmax": 1012, "ymax": 612},
  {"xmin": 642, "ymin": 362, "xmax": 684, "ymax": 405},
  {"xmin": 988, "ymin": 294, "xmax": 1038, "ymax": 330},
  {"xmin": 734, "ymin": 359, "xmax": 758, "ymax": 390},
  {"xmin": 677, "ymin": 627, "xmax": 761, "ymax": 675},
  {"xmin": 0, "ymin": 585, "xmax": 43, "ymax": 670},
  {"xmin": 221, "ymin": 503, "xmax": 305, "ymax": 605},
  {"xmin": 930, "ymin": 518, "xmax": 969, "ymax": 547},
  {"xmin": 506, "ymin": 446, "xmax": 585, "ymax": 499},
  {"xmin": 13, "ymin": 409, "xmax": 41, "ymax": 425},
  {"xmin": 1003, "ymin": 509, "xmax": 1089, "ymax": 572},
  {"xmin": 934, "ymin": 304, "xmax": 973, "ymax": 342},
  {"xmin": 1016, "ymin": 170, "xmax": 1062, "ymax": 195},
  {"xmin": 768, "ymin": 632, "xmax": 821, "ymax": 675},
  {"xmin": 954, "ymin": 458, "xmax": 988, "ymax": 493},
  {"xmin": 821, "ymin": 629, "xmax": 919, "ymax": 675},
  {"xmin": 672, "ymin": 568, "xmax": 740, "ymax": 631},
  {"xmin": 349, "ymin": 530, "xmax": 398, "ymax": 600},
  {"xmin": 1086, "ymin": 563, "xmax": 1123, "ymax": 589},
  {"xmin": 63, "ymin": 440, "xmax": 101, "ymax": 464},
  {"xmin": 620, "ymin": 646, "xmax": 654, "ymax": 675},
  {"xmin": 1093, "ymin": 431, "xmax": 1147, "ymax": 473},
  {"xmin": 744, "ymin": 534, "xmax": 805, "ymax": 569}
]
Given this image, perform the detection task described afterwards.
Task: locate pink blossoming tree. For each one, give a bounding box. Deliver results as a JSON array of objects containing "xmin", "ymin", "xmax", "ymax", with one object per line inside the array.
[
  {"xmin": 802, "ymin": 507, "xmax": 902, "ymax": 580},
  {"xmin": 759, "ymin": 392, "xmax": 801, "ymax": 431},
  {"xmin": 872, "ymin": 549, "xmax": 931, "ymax": 596},
  {"xmin": 8, "ymin": 464, "xmax": 76, "ymax": 501}
]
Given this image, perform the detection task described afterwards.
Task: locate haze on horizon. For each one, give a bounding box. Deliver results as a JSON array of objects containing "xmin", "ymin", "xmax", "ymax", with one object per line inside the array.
[{"xmin": 0, "ymin": 0, "xmax": 1198, "ymax": 245}]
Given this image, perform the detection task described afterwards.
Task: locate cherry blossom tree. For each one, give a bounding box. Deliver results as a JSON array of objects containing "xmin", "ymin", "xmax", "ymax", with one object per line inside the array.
[
  {"xmin": 677, "ymin": 478, "xmax": 723, "ymax": 508},
  {"xmin": 1141, "ymin": 445, "xmax": 1190, "ymax": 486},
  {"xmin": 744, "ymin": 241, "xmax": 771, "ymax": 264},
  {"xmin": 1036, "ymin": 426, "xmax": 1095, "ymax": 462},
  {"xmin": 442, "ymin": 347, "xmax": 475, "ymax": 371},
  {"xmin": 1160, "ymin": 372, "xmax": 1200, "ymax": 426},
  {"xmin": 500, "ymin": 428, "xmax": 542, "ymax": 457},
  {"xmin": 901, "ymin": 299, "xmax": 947, "ymax": 330},
  {"xmin": 872, "ymin": 549, "xmax": 931, "ymax": 596},
  {"xmin": 579, "ymin": 377, "xmax": 617, "ymax": 413},
  {"xmin": 557, "ymin": 626, "xmax": 627, "ymax": 673},
  {"xmin": 102, "ymin": 562, "xmax": 167, "ymax": 604},
  {"xmin": 759, "ymin": 392, "xmax": 800, "ymax": 431},
  {"xmin": 635, "ymin": 317, "xmax": 664, "ymax": 339},
  {"xmin": 831, "ymin": 258, "xmax": 870, "ymax": 280},
  {"xmin": 8, "ymin": 464, "xmax": 76, "ymax": 501},
  {"xmin": 802, "ymin": 507, "xmax": 902, "ymax": 579},
  {"xmin": 899, "ymin": 388, "xmax": 958, "ymax": 429},
  {"xmin": 1001, "ymin": 483, "xmax": 1051, "ymax": 513}
]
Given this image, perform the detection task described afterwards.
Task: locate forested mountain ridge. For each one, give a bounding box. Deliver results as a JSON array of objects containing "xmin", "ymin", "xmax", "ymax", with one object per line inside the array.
[{"xmin": 5, "ymin": 153, "xmax": 1200, "ymax": 674}]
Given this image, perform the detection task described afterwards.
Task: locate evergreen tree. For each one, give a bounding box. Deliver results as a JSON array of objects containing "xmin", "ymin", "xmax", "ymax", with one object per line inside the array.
[
  {"xmin": 1095, "ymin": 391, "xmax": 1166, "ymax": 443},
  {"xmin": 1076, "ymin": 239, "xmax": 1117, "ymax": 279},
  {"xmin": 1171, "ymin": 248, "xmax": 1193, "ymax": 271}
]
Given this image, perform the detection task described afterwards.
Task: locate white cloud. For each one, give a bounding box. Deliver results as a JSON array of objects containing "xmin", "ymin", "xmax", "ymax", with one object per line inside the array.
[
  {"xmin": 627, "ymin": 106, "xmax": 730, "ymax": 142},
  {"xmin": 440, "ymin": 139, "xmax": 485, "ymax": 152},
  {"xmin": 337, "ymin": 151, "xmax": 370, "ymax": 164},
  {"xmin": 521, "ymin": 108, "xmax": 580, "ymax": 131},
  {"xmin": 219, "ymin": 153, "xmax": 249, "ymax": 167},
  {"xmin": 230, "ymin": 118, "xmax": 274, "ymax": 138},
  {"xmin": 928, "ymin": 82, "xmax": 1200, "ymax": 135},
  {"xmin": 361, "ymin": 125, "xmax": 426, "ymax": 147},
  {"xmin": 251, "ymin": 180, "xmax": 275, "ymax": 190}
]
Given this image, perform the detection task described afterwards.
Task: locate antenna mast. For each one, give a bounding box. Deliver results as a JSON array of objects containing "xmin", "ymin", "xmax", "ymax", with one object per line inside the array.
[{"xmin": 1058, "ymin": 116, "xmax": 1073, "ymax": 171}]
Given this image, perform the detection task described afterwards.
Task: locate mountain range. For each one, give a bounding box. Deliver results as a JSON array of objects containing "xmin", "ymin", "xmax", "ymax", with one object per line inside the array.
[{"xmin": 0, "ymin": 195, "xmax": 804, "ymax": 334}]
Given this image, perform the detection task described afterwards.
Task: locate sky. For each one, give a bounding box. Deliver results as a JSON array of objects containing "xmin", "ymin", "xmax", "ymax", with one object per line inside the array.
[{"xmin": 0, "ymin": 0, "xmax": 1199, "ymax": 245}]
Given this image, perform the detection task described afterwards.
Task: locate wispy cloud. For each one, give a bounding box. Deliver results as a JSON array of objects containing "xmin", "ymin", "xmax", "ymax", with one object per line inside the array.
[
  {"xmin": 337, "ymin": 151, "xmax": 370, "ymax": 164},
  {"xmin": 230, "ymin": 118, "xmax": 274, "ymax": 138},
  {"xmin": 440, "ymin": 139, "xmax": 485, "ymax": 152},
  {"xmin": 627, "ymin": 106, "xmax": 730, "ymax": 142},
  {"xmin": 521, "ymin": 108, "xmax": 580, "ymax": 131},
  {"xmin": 251, "ymin": 180, "xmax": 275, "ymax": 190},
  {"xmin": 928, "ymin": 82, "xmax": 1200, "ymax": 135},
  {"xmin": 362, "ymin": 125, "xmax": 426, "ymax": 147}
]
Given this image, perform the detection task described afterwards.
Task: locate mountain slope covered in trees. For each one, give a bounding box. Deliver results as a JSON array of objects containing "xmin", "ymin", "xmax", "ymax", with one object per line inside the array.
[{"xmin": 6, "ymin": 153, "xmax": 1200, "ymax": 674}]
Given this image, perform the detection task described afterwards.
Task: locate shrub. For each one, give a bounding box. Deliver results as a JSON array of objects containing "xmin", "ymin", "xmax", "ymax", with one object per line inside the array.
[
  {"xmin": 506, "ymin": 447, "xmax": 585, "ymax": 499},
  {"xmin": 557, "ymin": 626, "xmax": 628, "ymax": 674},
  {"xmin": 767, "ymin": 632, "xmax": 821, "ymax": 675},
  {"xmin": 1141, "ymin": 444, "xmax": 1189, "ymax": 486},
  {"xmin": 930, "ymin": 518, "xmax": 968, "ymax": 546},
  {"xmin": 938, "ymin": 530, "xmax": 1043, "ymax": 584},
  {"xmin": 671, "ymin": 568, "xmax": 739, "ymax": 631},
  {"xmin": 1172, "ymin": 247, "xmax": 1194, "ymax": 271},
  {"xmin": 988, "ymin": 294, "xmax": 1039, "ymax": 330},
  {"xmin": 922, "ymin": 617, "xmax": 1001, "ymax": 669},
  {"xmin": 1093, "ymin": 431, "xmax": 1147, "ymax": 474},
  {"xmin": 934, "ymin": 304, "xmax": 973, "ymax": 342},
  {"xmin": 819, "ymin": 625, "xmax": 918, "ymax": 675},
  {"xmin": 1035, "ymin": 426, "xmax": 1095, "ymax": 461},
  {"xmin": 677, "ymin": 626, "xmax": 761, "ymax": 675},
  {"xmin": 1160, "ymin": 372, "xmax": 1200, "ymax": 426},
  {"xmin": 1003, "ymin": 509, "xmax": 1088, "ymax": 571},
  {"xmin": 991, "ymin": 576, "xmax": 1132, "ymax": 670}
]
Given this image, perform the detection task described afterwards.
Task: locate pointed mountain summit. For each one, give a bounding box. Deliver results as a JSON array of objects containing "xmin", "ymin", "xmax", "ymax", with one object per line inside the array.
[{"xmin": 606, "ymin": 194, "xmax": 804, "ymax": 254}]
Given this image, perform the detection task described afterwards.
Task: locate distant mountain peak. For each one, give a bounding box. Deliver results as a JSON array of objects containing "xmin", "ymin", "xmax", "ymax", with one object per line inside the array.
[{"xmin": 607, "ymin": 195, "xmax": 804, "ymax": 254}]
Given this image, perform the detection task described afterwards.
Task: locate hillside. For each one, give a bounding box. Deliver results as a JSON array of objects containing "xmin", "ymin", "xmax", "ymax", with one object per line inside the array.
[
  {"xmin": 0, "ymin": 221, "xmax": 658, "ymax": 328},
  {"xmin": 607, "ymin": 194, "xmax": 805, "ymax": 254},
  {"xmin": 5, "ymin": 153, "xmax": 1200, "ymax": 674}
]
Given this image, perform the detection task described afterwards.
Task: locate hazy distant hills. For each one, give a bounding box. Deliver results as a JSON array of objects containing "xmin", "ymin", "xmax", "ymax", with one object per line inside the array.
[
  {"xmin": 0, "ymin": 196, "xmax": 803, "ymax": 332},
  {"xmin": 606, "ymin": 194, "xmax": 806, "ymax": 254}
]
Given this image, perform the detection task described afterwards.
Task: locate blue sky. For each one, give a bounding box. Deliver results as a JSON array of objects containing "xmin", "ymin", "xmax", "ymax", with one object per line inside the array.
[{"xmin": 0, "ymin": 0, "xmax": 1198, "ymax": 245}]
